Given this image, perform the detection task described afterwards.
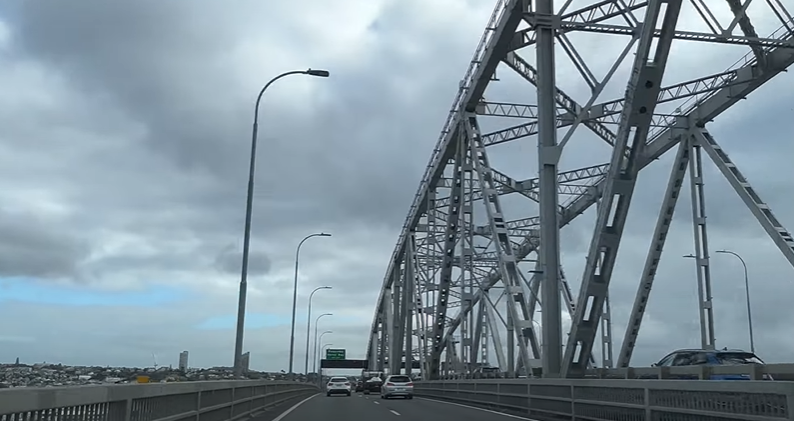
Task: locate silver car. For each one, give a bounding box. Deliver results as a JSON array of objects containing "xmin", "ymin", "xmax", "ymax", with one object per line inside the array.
[
  {"xmin": 326, "ymin": 376, "xmax": 352, "ymax": 396},
  {"xmin": 380, "ymin": 374, "xmax": 414, "ymax": 399}
]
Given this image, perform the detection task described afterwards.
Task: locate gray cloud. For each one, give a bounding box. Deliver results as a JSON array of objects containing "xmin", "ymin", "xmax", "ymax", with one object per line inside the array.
[
  {"xmin": 0, "ymin": 0, "xmax": 791, "ymax": 372},
  {"xmin": 214, "ymin": 244, "xmax": 271, "ymax": 276},
  {"xmin": 0, "ymin": 208, "xmax": 89, "ymax": 279}
]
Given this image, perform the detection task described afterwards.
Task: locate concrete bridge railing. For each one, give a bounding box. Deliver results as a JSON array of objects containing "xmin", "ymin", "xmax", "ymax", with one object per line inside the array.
[
  {"xmin": 415, "ymin": 378, "xmax": 794, "ymax": 420},
  {"xmin": 0, "ymin": 380, "xmax": 317, "ymax": 421}
]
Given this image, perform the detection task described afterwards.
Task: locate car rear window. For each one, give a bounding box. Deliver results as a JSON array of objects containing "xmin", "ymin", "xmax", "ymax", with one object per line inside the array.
[
  {"xmin": 389, "ymin": 375, "xmax": 411, "ymax": 383},
  {"xmin": 715, "ymin": 353, "xmax": 764, "ymax": 365},
  {"xmin": 330, "ymin": 377, "xmax": 348, "ymax": 382}
]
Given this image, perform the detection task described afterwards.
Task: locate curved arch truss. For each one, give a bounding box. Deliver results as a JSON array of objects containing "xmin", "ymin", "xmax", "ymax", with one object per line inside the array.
[{"xmin": 367, "ymin": 0, "xmax": 794, "ymax": 379}]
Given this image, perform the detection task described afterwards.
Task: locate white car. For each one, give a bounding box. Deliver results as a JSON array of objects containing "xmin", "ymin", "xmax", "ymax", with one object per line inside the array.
[
  {"xmin": 380, "ymin": 374, "xmax": 414, "ymax": 399},
  {"xmin": 326, "ymin": 376, "xmax": 352, "ymax": 397}
]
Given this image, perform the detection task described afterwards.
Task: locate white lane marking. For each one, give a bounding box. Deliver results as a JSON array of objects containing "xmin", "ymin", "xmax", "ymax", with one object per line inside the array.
[
  {"xmin": 272, "ymin": 393, "xmax": 319, "ymax": 421},
  {"xmin": 417, "ymin": 397, "xmax": 541, "ymax": 420},
  {"xmin": 373, "ymin": 401, "xmax": 380, "ymax": 405},
  {"xmin": 389, "ymin": 410, "xmax": 401, "ymax": 416}
]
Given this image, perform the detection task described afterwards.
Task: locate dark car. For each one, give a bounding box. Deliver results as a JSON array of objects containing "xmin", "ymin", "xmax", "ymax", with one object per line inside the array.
[
  {"xmin": 355, "ymin": 380, "xmax": 364, "ymax": 392},
  {"xmin": 650, "ymin": 348, "xmax": 773, "ymax": 380},
  {"xmin": 363, "ymin": 378, "xmax": 382, "ymax": 394}
]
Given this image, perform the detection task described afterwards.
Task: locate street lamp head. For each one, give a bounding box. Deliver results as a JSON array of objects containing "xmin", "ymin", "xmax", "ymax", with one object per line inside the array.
[
  {"xmin": 319, "ymin": 232, "xmax": 332, "ymax": 237},
  {"xmin": 683, "ymin": 254, "xmax": 696, "ymax": 258},
  {"xmin": 716, "ymin": 250, "xmax": 729, "ymax": 254},
  {"xmin": 306, "ymin": 69, "xmax": 330, "ymax": 77},
  {"xmin": 321, "ymin": 286, "xmax": 332, "ymax": 290}
]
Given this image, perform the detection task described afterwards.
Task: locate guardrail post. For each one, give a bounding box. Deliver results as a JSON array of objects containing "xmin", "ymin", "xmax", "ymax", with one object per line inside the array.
[
  {"xmin": 644, "ymin": 387, "xmax": 651, "ymax": 419},
  {"xmin": 229, "ymin": 385, "xmax": 235, "ymax": 420},
  {"xmin": 123, "ymin": 398, "xmax": 133, "ymax": 421},
  {"xmin": 749, "ymin": 364, "xmax": 762, "ymax": 380},
  {"xmin": 659, "ymin": 366, "xmax": 670, "ymax": 379},
  {"xmin": 195, "ymin": 390, "xmax": 202, "ymax": 421}
]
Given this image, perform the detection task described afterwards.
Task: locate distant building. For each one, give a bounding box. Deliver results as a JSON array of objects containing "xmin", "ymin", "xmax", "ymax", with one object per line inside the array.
[
  {"xmin": 178, "ymin": 351, "xmax": 189, "ymax": 372},
  {"xmin": 241, "ymin": 352, "xmax": 250, "ymax": 373}
]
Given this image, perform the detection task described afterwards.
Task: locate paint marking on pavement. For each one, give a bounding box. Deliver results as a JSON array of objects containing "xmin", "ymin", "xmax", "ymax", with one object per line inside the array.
[
  {"xmin": 272, "ymin": 393, "xmax": 319, "ymax": 421},
  {"xmin": 389, "ymin": 410, "xmax": 401, "ymax": 416},
  {"xmin": 373, "ymin": 401, "xmax": 380, "ymax": 405},
  {"xmin": 417, "ymin": 397, "xmax": 541, "ymax": 420}
]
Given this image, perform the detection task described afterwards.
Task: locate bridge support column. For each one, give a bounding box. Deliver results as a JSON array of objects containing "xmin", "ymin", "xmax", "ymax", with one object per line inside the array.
[
  {"xmin": 687, "ymin": 134, "xmax": 716, "ymax": 350},
  {"xmin": 390, "ymin": 269, "xmax": 404, "ymax": 374},
  {"xmin": 402, "ymin": 233, "xmax": 416, "ymax": 376}
]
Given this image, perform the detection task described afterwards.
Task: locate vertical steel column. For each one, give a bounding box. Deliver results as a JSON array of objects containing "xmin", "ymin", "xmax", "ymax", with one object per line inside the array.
[
  {"xmin": 594, "ymin": 197, "xmax": 613, "ymax": 368},
  {"xmin": 403, "ymin": 233, "xmax": 416, "ymax": 376},
  {"xmin": 427, "ymin": 127, "xmax": 466, "ymax": 379},
  {"xmin": 385, "ymin": 283, "xmax": 397, "ymax": 372},
  {"xmin": 471, "ymin": 298, "xmax": 485, "ymax": 366},
  {"xmin": 378, "ymin": 314, "xmax": 387, "ymax": 371},
  {"xmin": 600, "ymin": 294, "xmax": 614, "ymax": 368},
  {"xmin": 461, "ymin": 153, "xmax": 475, "ymax": 372},
  {"xmin": 535, "ymin": 0, "xmax": 563, "ymax": 378},
  {"xmin": 391, "ymin": 270, "xmax": 404, "ymax": 373},
  {"xmin": 369, "ymin": 331, "xmax": 379, "ymax": 371},
  {"xmin": 480, "ymin": 301, "xmax": 490, "ymax": 365},
  {"xmin": 688, "ymin": 135, "xmax": 716, "ymax": 350}
]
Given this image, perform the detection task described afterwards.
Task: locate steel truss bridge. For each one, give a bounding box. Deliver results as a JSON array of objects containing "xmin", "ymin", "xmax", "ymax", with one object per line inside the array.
[
  {"xmin": 365, "ymin": 0, "xmax": 794, "ymax": 381},
  {"xmin": 4, "ymin": 1, "xmax": 794, "ymax": 421}
]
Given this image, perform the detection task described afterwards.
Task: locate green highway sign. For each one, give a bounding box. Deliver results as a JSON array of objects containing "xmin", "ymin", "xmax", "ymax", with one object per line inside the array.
[{"xmin": 326, "ymin": 349, "xmax": 346, "ymax": 360}]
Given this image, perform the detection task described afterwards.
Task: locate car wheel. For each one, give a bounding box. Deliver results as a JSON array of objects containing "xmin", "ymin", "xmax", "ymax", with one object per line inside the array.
[
  {"xmin": 408, "ymin": 395, "xmax": 413, "ymax": 400},
  {"xmin": 347, "ymin": 392, "xmax": 351, "ymax": 396},
  {"xmin": 326, "ymin": 393, "xmax": 331, "ymax": 397}
]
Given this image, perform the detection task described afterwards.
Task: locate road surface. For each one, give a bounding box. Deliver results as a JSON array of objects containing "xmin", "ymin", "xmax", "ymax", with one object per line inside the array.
[{"xmin": 266, "ymin": 392, "xmax": 537, "ymax": 421}]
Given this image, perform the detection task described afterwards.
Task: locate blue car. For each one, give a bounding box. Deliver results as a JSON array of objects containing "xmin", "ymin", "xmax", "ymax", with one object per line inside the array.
[{"xmin": 651, "ymin": 348, "xmax": 773, "ymax": 380}]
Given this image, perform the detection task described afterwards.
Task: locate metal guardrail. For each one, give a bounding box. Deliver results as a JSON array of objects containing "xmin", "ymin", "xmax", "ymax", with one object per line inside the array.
[
  {"xmin": 415, "ymin": 379, "xmax": 793, "ymax": 420},
  {"xmin": 440, "ymin": 363, "xmax": 794, "ymax": 380},
  {"xmin": 0, "ymin": 380, "xmax": 318, "ymax": 421}
]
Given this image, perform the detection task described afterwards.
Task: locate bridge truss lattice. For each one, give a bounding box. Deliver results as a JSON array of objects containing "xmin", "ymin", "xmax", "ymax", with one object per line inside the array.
[{"xmin": 366, "ymin": 0, "xmax": 794, "ymax": 379}]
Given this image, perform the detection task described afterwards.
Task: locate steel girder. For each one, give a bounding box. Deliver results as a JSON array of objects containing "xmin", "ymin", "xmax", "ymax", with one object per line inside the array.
[{"xmin": 367, "ymin": 0, "xmax": 794, "ymax": 379}]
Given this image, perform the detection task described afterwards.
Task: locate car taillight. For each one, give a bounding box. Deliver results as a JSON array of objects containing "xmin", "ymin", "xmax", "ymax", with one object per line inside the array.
[
  {"xmin": 406, "ymin": 382, "xmax": 413, "ymax": 386},
  {"xmin": 344, "ymin": 382, "xmax": 350, "ymax": 386},
  {"xmin": 327, "ymin": 383, "xmax": 333, "ymax": 387},
  {"xmin": 386, "ymin": 382, "xmax": 394, "ymax": 386}
]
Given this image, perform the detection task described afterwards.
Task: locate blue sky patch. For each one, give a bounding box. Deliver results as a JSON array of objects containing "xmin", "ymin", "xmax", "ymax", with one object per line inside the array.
[{"xmin": 0, "ymin": 277, "xmax": 185, "ymax": 307}]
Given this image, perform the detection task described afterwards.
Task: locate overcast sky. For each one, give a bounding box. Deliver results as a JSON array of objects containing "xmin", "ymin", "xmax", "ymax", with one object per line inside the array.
[{"xmin": 0, "ymin": 0, "xmax": 791, "ymax": 374}]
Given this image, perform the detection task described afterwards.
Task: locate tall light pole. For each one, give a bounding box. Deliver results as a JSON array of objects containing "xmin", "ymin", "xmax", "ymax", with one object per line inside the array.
[
  {"xmin": 288, "ymin": 233, "xmax": 332, "ymax": 376},
  {"xmin": 716, "ymin": 250, "xmax": 755, "ymax": 353},
  {"xmin": 313, "ymin": 312, "xmax": 333, "ymax": 373},
  {"xmin": 319, "ymin": 343, "xmax": 334, "ymax": 383},
  {"xmin": 233, "ymin": 68, "xmax": 330, "ymax": 378},
  {"xmin": 304, "ymin": 286, "xmax": 332, "ymax": 375},
  {"xmin": 315, "ymin": 330, "xmax": 332, "ymax": 373}
]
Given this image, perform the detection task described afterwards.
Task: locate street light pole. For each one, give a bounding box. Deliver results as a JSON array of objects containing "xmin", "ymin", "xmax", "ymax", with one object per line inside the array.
[
  {"xmin": 319, "ymin": 343, "xmax": 333, "ymax": 384},
  {"xmin": 304, "ymin": 286, "xmax": 332, "ymax": 375},
  {"xmin": 233, "ymin": 68, "xmax": 330, "ymax": 378},
  {"xmin": 716, "ymin": 250, "xmax": 755, "ymax": 353},
  {"xmin": 288, "ymin": 233, "xmax": 332, "ymax": 377},
  {"xmin": 313, "ymin": 312, "xmax": 332, "ymax": 372},
  {"xmin": 315, "ymin": 330, "xmax": 332, "ymax": 373}
]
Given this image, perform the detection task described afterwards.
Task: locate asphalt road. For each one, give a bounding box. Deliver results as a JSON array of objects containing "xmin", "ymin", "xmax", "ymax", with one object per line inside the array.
[{"xmin": 270, "ymin": 392, "xmax": 538, "ymax": 421}]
